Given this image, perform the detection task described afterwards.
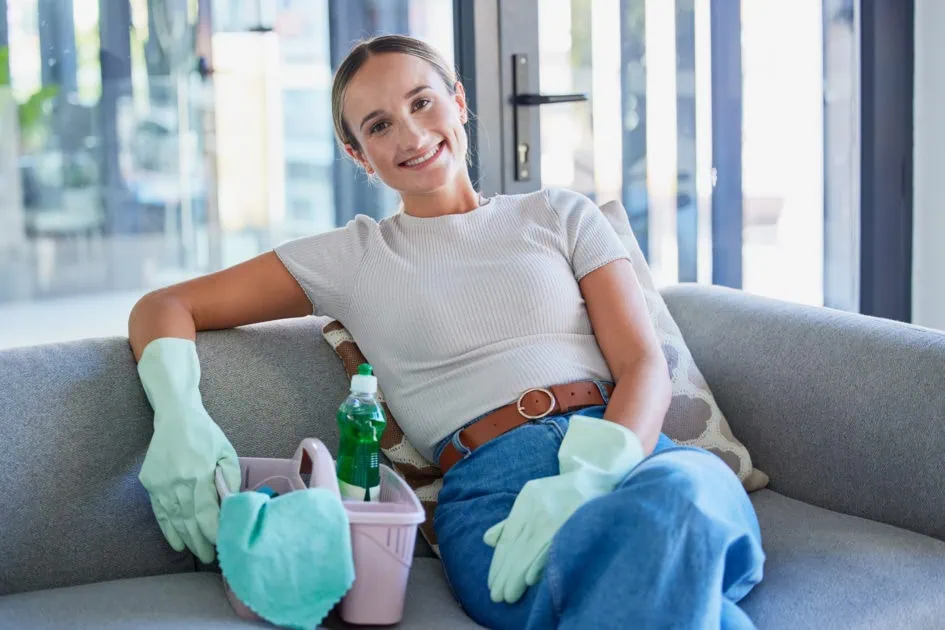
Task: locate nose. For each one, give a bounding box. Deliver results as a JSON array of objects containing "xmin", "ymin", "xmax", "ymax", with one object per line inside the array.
[{"xmin": 398, "ymin": 116, "xmax": 427, "ymax": 152}]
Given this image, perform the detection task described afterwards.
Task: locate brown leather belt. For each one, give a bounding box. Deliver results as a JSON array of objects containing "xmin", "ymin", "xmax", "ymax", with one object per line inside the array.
[{"xmin": 438, "ymin": 381, "xmax": 614, "ymax": 473}]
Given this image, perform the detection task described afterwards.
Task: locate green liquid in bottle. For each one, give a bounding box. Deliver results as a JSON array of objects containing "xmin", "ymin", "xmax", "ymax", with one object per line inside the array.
[{"xmin": 336, "ymin": 364, "xmax": 387, "ymax": 501}]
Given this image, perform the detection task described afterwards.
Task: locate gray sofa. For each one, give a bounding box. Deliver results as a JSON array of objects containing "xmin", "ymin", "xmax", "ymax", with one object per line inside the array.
[{"xmin": 2, "ymin": 284, "xmax": 944, "ymax": 629}]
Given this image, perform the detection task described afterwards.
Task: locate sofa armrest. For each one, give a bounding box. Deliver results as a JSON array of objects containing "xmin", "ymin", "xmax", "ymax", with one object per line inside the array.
[{"xmin": 661, "ymin": 284, "xmax": 945, "ymax": 542}]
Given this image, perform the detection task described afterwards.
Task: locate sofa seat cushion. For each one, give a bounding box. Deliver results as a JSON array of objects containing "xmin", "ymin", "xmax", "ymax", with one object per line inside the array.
[
  {"xmin": 0, "ymin": 559, "xmax": 484, "ymax": 630},
  {"xmin": 6, "ymin": 491, "xmax": 944, "ymax": 629},
  {"xmin": 745, "ymin": 489, "xmax": 945, "ymax": 629}
]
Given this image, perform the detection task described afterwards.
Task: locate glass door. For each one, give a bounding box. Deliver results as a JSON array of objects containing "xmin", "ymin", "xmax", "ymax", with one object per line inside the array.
[{"xmin": 499, "ymin": 0, "xmax": 859, "ymax": 308}]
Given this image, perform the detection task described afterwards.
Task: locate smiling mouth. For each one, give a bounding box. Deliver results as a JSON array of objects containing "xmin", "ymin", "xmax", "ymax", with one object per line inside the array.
[{"xmin": 399, "ymin": 141, "xmax": 445, "ymax": 168}]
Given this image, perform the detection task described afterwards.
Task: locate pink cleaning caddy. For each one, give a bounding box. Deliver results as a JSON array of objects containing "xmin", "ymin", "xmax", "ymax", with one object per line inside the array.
[{"xmin": 214, "ymin": 438, "xmax": 426, "ymax": 626}]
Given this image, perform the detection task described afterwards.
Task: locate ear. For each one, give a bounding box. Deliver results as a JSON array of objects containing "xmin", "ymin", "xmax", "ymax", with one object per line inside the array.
[
  {"xmin": 344, "ymin": 144, "xmax": 375, "ymax": 175},
  {"xmin": 454, "ymin": 81, "xmax": 468, "ymax": 124}
]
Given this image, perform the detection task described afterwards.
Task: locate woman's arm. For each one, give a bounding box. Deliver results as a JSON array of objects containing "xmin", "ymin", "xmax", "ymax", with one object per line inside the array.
[
  {"xmin": 128, "ymin": 251, "xmax": 312, "ymax": 361},
  {"xmin": 579, "ymin": 258, "xmax": 672, "ymax": 454}
]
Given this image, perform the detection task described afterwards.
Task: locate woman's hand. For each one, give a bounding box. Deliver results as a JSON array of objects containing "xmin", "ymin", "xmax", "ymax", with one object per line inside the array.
[
  {"xmin": 483, "ymin": 416, "xmax": 645, "ymax": 604},
  {"xmin": 139, "ymin": 409, "xmax": 240, "ymax": 563},
  {"xmin": 483, "ymin": 469, "xmax": 607, "ymax": 604},
  {"xmin": 136, "ymin": 338, "xmax": 241, "ymax": 563}
]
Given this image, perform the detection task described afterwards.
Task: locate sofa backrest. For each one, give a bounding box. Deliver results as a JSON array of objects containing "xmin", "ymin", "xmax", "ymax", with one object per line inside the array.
[
  {"xmin": 0, "ymin": 317, "xmax": 351, "ymax": 596},
  {"xmin": 662, "ymin": 283, "xmax": 945, "ymax": 543}
]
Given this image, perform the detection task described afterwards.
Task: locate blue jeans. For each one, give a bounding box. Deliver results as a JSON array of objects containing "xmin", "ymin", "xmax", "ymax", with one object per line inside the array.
[{"xmin": 432, "ymin": 403, "xmax": 765, "ymax": 630}]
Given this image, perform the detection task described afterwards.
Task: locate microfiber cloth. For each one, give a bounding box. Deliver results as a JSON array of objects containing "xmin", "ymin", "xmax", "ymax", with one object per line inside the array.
[{"xmin": 217, "ymin": 488, "xmax": 355, "ymax": 629}]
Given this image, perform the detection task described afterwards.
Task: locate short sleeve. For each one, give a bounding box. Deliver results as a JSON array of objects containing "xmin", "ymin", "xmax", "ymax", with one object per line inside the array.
[
  {"xmin": 545, "ymin": 187, "xmax": 630, "ymax": 281},
  {"xmin": 273, "ymin": 214, "xmax": 376, "ymax": 319}
]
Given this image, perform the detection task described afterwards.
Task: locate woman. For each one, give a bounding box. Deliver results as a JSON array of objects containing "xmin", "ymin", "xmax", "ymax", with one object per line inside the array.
[{"xmin": 129, "ymin": 35, "xmax": 764, "ymax": 629}]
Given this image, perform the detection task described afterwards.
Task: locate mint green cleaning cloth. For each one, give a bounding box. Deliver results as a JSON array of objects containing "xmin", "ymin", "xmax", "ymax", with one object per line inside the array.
[{"xmin": 217, "ymin": 488, "xmax": 355, "ymax": 629}]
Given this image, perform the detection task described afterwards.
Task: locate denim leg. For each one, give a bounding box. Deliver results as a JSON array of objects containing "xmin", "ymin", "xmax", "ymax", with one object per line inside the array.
[
  {"xmin": 435, "ymin": 405, "xmax": 764, "ymax": 630},
  {"xmin": 526, "ymin": 445, "xmax": 765, "ymax": 630},
  {"xmin": 434, "ymin": 418, "xmax": 568, "ymax": 630}
]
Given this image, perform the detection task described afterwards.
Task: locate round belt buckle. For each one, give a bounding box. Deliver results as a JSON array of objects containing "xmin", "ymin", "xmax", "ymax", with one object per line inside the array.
[{"xmin": 517, "ymin": 387, "xmax": 557, "ymax": 420}]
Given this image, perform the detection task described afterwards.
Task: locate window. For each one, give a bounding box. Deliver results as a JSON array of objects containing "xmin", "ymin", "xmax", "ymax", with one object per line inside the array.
[
  {"xmin": 0, "ymin": 0, "xmax": 454, "ymax": 348},
  {"xmin": 535, "ymin": 0, "xmax": 859, "ymax": 307}
]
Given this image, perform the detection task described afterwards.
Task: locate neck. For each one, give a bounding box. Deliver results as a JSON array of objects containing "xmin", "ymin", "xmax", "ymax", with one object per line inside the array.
[{"xmin": 400, "ymin": 172, "xmax": 481, "ymax": 218}]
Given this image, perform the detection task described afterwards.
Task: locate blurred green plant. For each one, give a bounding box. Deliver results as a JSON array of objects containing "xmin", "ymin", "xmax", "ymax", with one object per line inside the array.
[{"xmin": 0, "ymin": 46, "xmax": 60, "ymax": 151}]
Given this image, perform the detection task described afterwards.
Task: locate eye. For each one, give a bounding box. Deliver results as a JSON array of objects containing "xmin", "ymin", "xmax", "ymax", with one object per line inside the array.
[
  {"xmin": 369, "ymin": 120, "xmax": 390, "ymax": 135},
  {"xmin": 412, "ymin": 97, "xmax": 432, "ymax": 112}
]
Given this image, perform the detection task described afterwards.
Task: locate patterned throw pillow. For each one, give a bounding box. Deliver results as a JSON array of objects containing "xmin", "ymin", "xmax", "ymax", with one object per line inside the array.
[
  {"xmin": 320, "ymin": 199, "xmax": 769, "ymax": 555},
  {"xmin": 598, "ymin": 200, "xmax": 768, "ymax": 491}
]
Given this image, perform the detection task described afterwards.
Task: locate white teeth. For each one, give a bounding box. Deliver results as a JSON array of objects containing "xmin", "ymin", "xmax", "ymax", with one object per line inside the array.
[{"xmin": 403, "ymin": 143, "xmax": 440, "ymax": 166}]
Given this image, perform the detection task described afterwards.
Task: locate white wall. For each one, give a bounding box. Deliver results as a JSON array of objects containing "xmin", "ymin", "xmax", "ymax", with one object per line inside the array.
[{"xmin": 912, "ymin": 0, "xmax": 945, "ymax": 330}]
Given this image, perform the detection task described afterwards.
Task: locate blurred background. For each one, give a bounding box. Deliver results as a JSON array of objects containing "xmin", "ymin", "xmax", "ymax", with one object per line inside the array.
[{"xmin": 0, "ymin": 0, "xmax": 937, "ymax": 349}]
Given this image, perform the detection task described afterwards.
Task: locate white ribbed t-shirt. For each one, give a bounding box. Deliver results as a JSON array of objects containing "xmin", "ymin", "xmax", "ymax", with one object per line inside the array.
[{"xmin": 274, "ymin": 187, "xmax": 630, "ymax": 461}]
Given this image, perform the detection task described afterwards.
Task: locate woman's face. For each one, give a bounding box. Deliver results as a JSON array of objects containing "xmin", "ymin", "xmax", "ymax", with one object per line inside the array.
[{"xmin": 342, "ymin": 53, "xmax": 469, "ymax": 196}]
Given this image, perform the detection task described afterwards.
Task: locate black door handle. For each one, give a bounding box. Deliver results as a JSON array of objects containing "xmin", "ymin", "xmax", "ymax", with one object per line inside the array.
[
  {"xmin": 514, "ymin": 93, "xmax": 588, "ymax": 106},
  {"xmin": 511, "ymin": 54, "xmax": 590, "ymax": 182},
  {"xmin": 196, "ymin": 56, "xmax": 213, "ymax": 80}
]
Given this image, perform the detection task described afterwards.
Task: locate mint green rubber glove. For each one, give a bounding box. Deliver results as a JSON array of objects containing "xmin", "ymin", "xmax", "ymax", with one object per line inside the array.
[
  {"xmin": 483, "ymin": 415, "xmax": 645, "ymax": 604},
  {"xmin": 137, "ymin": 337, "xmax": 241, "ymax": 564}
]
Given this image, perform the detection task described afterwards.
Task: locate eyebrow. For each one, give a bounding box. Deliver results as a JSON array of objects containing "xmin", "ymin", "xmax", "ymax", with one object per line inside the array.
[{"xmin": 358, "ymin": 85, "xmax": 433, "ymax": 131}]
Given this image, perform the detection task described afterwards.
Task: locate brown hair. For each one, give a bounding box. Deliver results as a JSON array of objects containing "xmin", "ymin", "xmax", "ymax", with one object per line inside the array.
[{"xmin": 330, "ymin": 34, "xmax": 458, "ymax": 153}]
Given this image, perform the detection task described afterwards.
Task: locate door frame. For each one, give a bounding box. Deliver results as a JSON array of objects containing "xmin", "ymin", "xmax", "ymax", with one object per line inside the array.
[{"xmin": 454, "ymin": 0, "xmax": 542, "ymax": 197}]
